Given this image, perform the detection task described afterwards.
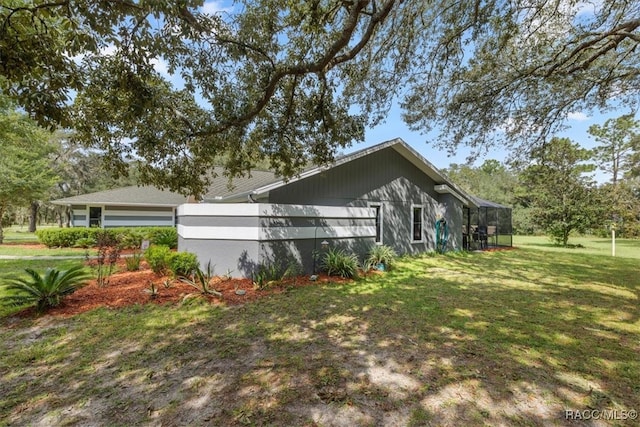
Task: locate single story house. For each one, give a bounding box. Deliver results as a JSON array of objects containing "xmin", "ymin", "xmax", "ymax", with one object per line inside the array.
[
  {"xmin": 52, "ymin": 138, "xmax": 512, "ymax": 277},
  {"xmin": 51, "ymin": 186, "xmax": 188, "ymax": 228}
]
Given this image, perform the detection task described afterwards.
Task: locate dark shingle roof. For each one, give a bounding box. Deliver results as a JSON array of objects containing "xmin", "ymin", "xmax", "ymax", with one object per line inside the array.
[{"xmin": 202, "ymin": 168, "xmax": 279, "ymax": 200}]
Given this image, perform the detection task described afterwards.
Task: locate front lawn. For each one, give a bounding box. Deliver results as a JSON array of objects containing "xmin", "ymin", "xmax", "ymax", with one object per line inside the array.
[{"xmin": 0, "ymin": 247, "xmax": 638, "ymax": 425}]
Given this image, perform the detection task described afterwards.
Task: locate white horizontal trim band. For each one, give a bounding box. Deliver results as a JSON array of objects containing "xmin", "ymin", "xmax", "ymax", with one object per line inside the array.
[
  {"xmin": 178, "ymin": 203, "xmax": 375, "ymax": 219},
  {"xmin": 103, "ymin": 210, "xmax": 174, "ymax": 217},
  {"xmin": 104, "ymin": 220, "xmax": 174, "ymax": 227},
  {"xmin": 178, "ymin": 224, "xmax": 376, "ymax": 241}
]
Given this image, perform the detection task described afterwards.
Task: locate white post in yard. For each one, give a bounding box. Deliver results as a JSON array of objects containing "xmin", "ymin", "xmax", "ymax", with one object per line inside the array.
[{"xmin": 611, "ymin": 224, "xmax": 616, "ymax": 257}]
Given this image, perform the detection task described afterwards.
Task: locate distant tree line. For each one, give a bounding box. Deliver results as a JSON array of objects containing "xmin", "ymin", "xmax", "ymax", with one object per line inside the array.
[
  {"xmin": 445, "ymin": 115, "xmax": 640, "ymax": 245},
  {"xmin": 1, "ymin": 90, "xmax": 639, "ymax": 246}
]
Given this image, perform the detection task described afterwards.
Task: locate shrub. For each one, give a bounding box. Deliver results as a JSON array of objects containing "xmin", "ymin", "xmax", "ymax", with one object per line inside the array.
[
  {"xmin": 0, "ymin": 265, "xmax": 91, "ymax": 313},
  {"xmin": 145, "ymin": 245, "xmax": 172, "ymax": 275},
  {"xmin": 37, "ymin": 228, "xmax": 95, "ymax": 248},
  {"xmin": 322, "ymin": 248, "xmax": 359, "ymax": 278},
  {"xmin": 365, "ymin": 245, "xmax": 397, "ymax": 271},
  {"xmin": 149, "ymin": 228, "xmax": 178, "ymax": 249},
  {"xmin": 117, "ymin": 229, "xmax": 145, "ymax": 249},
  {"xmin": 74, "ymin": 237, "xmax": 96, "ymax": 248},
  {"xmin": 169, "ymin": 252, "xmax": 199, "ymax": 277},
  {"xmin": 252, "ymin": 260, "xmax": 302, "ymax": 290},
  {"xmin": 36, "ymin": 226, "xmax": 178, "ymax": 249},
  {"xmin": 179, "ymin": 261, "xmax": 221, "ymax": 296},
  {"xmin": 93, "ymin": 230, "xmax": 121, "ymax": 287},
  {"xmin": 125, "ymin": 252, "xmax": 142, "ymax": 271}
]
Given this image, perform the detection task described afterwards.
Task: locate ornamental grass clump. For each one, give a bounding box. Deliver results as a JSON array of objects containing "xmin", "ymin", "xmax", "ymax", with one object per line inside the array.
[
  {"xmin": 365, "ymin": 245, "xmax": 397, "ymax": 271},
  {"xmin": 322, "ymin": 248, "xmax": 360, "ymax": 278},
  {"xmin": 0, "ymin": 265, "xmax": 91, "ymax": 313}
]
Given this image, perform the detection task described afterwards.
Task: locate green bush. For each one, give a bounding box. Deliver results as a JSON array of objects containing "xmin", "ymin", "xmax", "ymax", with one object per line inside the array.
[
  {"xmin": 117, "ymin": 229, "xmax": 145, "ymax": 249},
  {"xmin": 74, "ymin": 237, "xmax": 96, "ymax": 248},
  {"xmin": 322, "ymin": 248, "xmax": 360, "ymax": 278},
  {"xmin": 37, "ymin": 228, "xmax": 95, "ymax": 248},
  {"xmin": 169, "ymin": 252, "xmax": 199, "ymax": 277},
  {"xmin": 36, "ymin": 226, "xmax": 179, "ymax": 249},
  {"xmin": 125, "ymin": 252, "xmax": 142, "ymax": 271},
  {"xmin": 144, "ymin": 245, "xmax": 172, "ymax": 275},
  {"xmin": 148, "ymin": 228, "xmax": 178, "ymax": 249},
  {"xmin": 365, "ymin": 245, "xmax": 397, "ymax": 271},
  {"xmin": 0, "ymin": 265, "xmax": 91, "ymax": 313}
]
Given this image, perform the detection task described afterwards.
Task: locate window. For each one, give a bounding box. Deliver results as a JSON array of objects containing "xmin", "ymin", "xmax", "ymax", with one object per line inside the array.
[
  {"xmin": 412, "ymin": 205, "xmax": 423, "ymax": 242},
  {"xmin": 369, "ymin": 203, "xmax": 383, "ymax": 244}
]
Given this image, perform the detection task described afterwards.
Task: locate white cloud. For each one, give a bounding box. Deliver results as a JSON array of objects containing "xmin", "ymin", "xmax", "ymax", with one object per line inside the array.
[
  {"xmin": 201, "ymin": 1, "xmax": 231, "ymax": 15},
  {"xmin": 100, "ymin": 44, "xmax": 117, "ymax": 56},
  {"xmin": 567, "ymin": 112, "xmax": 589, "ymax": 121},
  {"xmin": 150, "ymin": 57, "xmax": 170, "ymax": 76}
]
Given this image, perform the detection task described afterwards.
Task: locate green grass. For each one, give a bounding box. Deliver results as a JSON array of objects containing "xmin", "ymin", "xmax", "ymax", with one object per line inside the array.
[
  {"xmin": 0, "ymin": 245, "xmax": 92, "ymax": 257},
  {"xmin": 2, "ymin": 225, "xmax": 56, "ymax": 243},
  {"xmin": 514, "ymin": 235, "xmax": 640, "ymax": 259},
  {"xmin": 0, "ymin": 245, "xmax": 639, "ymax": 425},
  {"xmin": 0, "ymin": 226, "xmax": 95, "ymax": 257}
]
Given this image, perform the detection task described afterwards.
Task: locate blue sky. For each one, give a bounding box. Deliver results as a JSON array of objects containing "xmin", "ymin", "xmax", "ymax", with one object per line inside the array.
[{"xmin": 354, "ymin": 105, "xmax": 632, "ymax": 179}]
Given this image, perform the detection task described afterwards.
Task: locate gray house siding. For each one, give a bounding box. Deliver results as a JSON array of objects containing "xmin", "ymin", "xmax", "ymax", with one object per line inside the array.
[
  {"xmin": 267, "ymin": 146, "xmax": 459, "ymax": 254},
  {"xmin": 177, "ymin": 204, "xmax": 375, "ymax": 277},
  {"xmin": 70, "ymin": 204, "xmax": 175, "ymax": 228}
]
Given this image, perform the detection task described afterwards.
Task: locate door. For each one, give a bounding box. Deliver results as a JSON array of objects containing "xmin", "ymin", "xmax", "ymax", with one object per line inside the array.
[{"xmin": 89, "ymin": 206, "xmax": 102, "ymax": 227}]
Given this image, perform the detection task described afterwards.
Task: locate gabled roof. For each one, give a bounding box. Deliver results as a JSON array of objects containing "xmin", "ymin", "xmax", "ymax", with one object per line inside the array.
[
  {"xmin": 202, "ymin": 168, "xmax": 279, "ymax": 201},
  {"xmin": 205, "ymin": 138, "xmax": 477, "ymax": 206},
  {"xmin": 51, "ymin": 186, "xmax": 188, "ymax": 207},
  {"xmin": 51, "ymin": 138, "xmax": 480, "ymax": 207}
]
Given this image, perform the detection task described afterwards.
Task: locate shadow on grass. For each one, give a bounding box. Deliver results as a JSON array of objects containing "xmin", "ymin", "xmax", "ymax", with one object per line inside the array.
[{"xmin": 0, "ymin": 248, "xmax": 638, "ymax": 425}]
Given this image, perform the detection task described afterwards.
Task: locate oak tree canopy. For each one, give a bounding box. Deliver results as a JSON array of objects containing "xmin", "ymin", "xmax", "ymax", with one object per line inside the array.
[{"xmin": 2, "ymin": 0, "xmax": 638, "ymax": 195}]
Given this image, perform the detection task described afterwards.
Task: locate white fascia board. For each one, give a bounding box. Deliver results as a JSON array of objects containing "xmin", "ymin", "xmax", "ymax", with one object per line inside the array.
[
  {"xmin": 434, "ymin": 184, "xmax": 469, "ymax": 205},
  {"xmin": 178, "ymin": 203, "xmax": 260, "ymax": 217}
]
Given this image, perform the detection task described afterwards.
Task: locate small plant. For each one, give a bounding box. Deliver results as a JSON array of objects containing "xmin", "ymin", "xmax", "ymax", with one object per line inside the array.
[
  {"xmin": 223, "ymin": 268, "xmax": 234, "ymax": 281},
  {"xmin": 169, "ymin": 252, "xmax": 199, "ymax": 277},
  {"xmin": 94, "ymin": 230, "xmax": 121, "ymax": 287},
  {"xmin": 252, "ymin": 262, "xmax": 280, "ymax": 290},
  {"xmin": 162, "ymin": 278, "xmax": 173, "ymax": 289},
  {"xmin": 144, "ymin": 245, "xmax": 172, "ymax": 275},
  {"xmin": 179, "ymin": 261, "xmax": 221, "ymax": 297},
  {"xmin": 0, "ymin": 265, "xmax": 91, "ymax": 313},
  {"xmin": 365, "ymin": 245, "xmax": 397, "ymax": 271},
  {"xmin": 322, "ymin": 248, "xmax": 359, "ymax": 278},
  {"xmin": 125, "ymin": 251, "xmax": 142, "ymax": 271},
  {"xmin": 252, "ymin": 261, "xmax": 301, "ymax": 290},
  {"xmin": 144, "ymin": 281, "xmax": 159, "ymax": 298}
]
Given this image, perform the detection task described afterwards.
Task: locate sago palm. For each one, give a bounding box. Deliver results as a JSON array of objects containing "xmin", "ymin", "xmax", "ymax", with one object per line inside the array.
[{"xmin": 1, "ymin": 265, "xmax": 91, "ymax": 313}]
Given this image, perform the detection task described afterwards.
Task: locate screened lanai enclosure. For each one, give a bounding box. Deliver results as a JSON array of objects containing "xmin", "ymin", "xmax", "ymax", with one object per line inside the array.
[{"xmin": 463, "ymin": 196, "xmax": 513, "ymax": 250}]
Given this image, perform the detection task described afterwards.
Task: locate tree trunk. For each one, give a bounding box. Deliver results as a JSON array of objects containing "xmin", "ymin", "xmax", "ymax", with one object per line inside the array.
[
  {"xmin": 28, "ymin": 201, "xmax": 39, "ymax": 233},
  {"xmin": 65, "ymin": 206, "xmax": 71, "ymax": 228},
  {"xmin": 0, "ymin": 205, "xmax": 5, "ymax": 244}
]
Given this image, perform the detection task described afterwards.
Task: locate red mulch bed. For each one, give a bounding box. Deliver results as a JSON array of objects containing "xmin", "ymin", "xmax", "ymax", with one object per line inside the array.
[{"xmin": 16, "ymin": 258, "xmax": 351, "ymax": 318}]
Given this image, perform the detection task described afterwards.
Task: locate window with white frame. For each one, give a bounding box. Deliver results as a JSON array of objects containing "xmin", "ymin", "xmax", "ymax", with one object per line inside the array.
[
  {"xmin": 411, "ymin": 205, "xmax": 423, "ymax": 242},
  {"xmin": 368, "ymin": 203, "xmax": 383, "ymax": 244}
]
